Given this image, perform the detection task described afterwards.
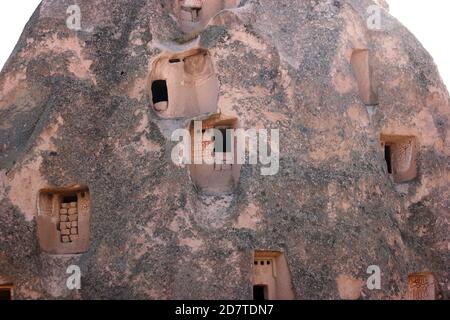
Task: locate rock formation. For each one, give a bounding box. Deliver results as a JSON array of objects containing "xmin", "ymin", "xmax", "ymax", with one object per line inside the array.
[{"xmin": 0, "ymin": 0, "xmax": 448, "ymax": 299}]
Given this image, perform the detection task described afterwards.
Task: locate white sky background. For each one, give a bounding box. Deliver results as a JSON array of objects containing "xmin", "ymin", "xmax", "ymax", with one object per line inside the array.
[{"xmin": 0, "ymin": 1, "xmax": 449, "ymax": 89}]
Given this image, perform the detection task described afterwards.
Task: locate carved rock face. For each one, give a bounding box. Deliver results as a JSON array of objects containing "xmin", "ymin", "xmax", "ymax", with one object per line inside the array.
[
  {"xmin": 174, "ymin": 0, "xmax": 240, "ymax": 33},
  {"xmin": 0, "ymin": 0, "xmax": 448, "ymax": 300},
  {"xmin": 150, "ymin": 49, "xmax": 219, "ymax": 118},
  {"xmin": 184, "ymin": 52, "xmax": 208, "ymax": 76},
  {"xmin": 408, "ymin": 273, "xmax": 437, "ymax": 300}
]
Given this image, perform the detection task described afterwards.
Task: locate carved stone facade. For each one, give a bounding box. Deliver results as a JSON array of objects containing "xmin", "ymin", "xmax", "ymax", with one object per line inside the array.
[
  {"xmin": 150, "ymin": 49, "xmax": 219, "ymax": 118},
  {"xmin": 408, "ymin": 273, "xmax": 436, "ymax": 300},
  {"xmin": 37, "ymin": 186, "xmax": 91, "ymax": 255},
  {"xmin": 380, "ymin": 135, "xmax": 418, "ymax": 183},
  {"xmin": 252, "ymin": 251, "xmax": 295, "ymax": 300},
  {"xmin": 0, "ymin": 0, "xmax": 448, "ymax": 300},
  {"xmin": 188, "ymin": 114, "xmax": 241, "ymax": 195}
]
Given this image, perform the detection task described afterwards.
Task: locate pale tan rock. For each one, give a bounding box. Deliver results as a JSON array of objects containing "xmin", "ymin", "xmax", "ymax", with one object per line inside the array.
[{"xmin": 336, "ymin": 275, "xmax": 364, "ymax": 300}]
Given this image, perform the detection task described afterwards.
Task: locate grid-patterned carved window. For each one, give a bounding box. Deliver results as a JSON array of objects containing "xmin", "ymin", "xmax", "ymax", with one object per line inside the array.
[
  {"xmin": 408, "ymin": 272, "xmax": 436, "ymax": 300},
  {"xmin": 37, "ymin": 186, "xmax": 91, "ymax": 254},
  {"xmin": 58, "ymin": 194, "xmax": 80, "ymax": 243},
  {"xmin": 188, "ymin": 114, "xmax": 240, "ymax": 195}
]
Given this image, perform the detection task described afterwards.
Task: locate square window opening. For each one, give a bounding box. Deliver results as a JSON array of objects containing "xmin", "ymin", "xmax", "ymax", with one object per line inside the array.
[
  {"xmin": 151, "ymin": 80, "xmax": 169, "ymax": 104},
  {"xmin": 0, "ymin": 287, "xmax": 12, "ymax": 301}
]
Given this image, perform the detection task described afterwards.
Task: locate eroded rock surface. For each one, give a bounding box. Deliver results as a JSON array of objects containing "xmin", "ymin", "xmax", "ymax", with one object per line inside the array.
[{"xmin": 0, "ymin": 0, "xmax": 448, "ymax": 299}]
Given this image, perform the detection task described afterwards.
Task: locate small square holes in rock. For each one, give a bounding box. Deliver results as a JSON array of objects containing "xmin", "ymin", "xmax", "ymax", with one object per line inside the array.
[{"xmin": 252, "ymin": 251, "xmax": 295, "ymax": 300}]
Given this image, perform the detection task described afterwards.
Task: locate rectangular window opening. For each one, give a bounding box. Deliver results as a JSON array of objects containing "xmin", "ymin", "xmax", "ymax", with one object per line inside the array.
[
  {"xmin": 0, "ymin": 287, "xmax": 12, "ymax": 301},
  {"xmin": 253, "ymin": 250, "xmax": 295, "ymax": 300},
  {"xmin": 381, "ymin": 135, "xmax": 418, "ymax": 183},
  {"xmin": 181, "ymin": 6, "xmax": 202, "ymax": 22},
  {"xmin": 38, "ymin": 187, "xmax": 90, "ymax": 254},
  {"xmin": 62, "ymin": 194, "xmax": 78, "ymax": 203},
  {"xmin": 190, "ymin": 7, "xmax": 201, "ymax": 21},
  {"xmin": 151, "ymin": 80, "xmax": 169, "ymax": 104},
  {"xmin": 384, "ymin": 144, "xmax": 392, "ymax": 174},
  {"xmin": 408, "ymin": 273, "xmax": 436, "ymax": 300}
]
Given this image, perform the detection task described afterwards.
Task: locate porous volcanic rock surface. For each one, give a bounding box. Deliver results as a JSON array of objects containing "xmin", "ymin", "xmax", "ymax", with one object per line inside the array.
[{"xmin": 0, "ymin": 0, "xmax": 448, "ymax": 299}]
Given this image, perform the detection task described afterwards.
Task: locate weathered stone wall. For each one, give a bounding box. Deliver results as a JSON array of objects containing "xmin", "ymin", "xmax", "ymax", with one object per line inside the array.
[{"xmin": 0, "ymin": 0, "xmax": 448, "ymax": 299}]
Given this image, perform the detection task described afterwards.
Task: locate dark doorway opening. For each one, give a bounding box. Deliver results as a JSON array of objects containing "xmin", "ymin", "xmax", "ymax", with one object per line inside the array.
[
  {"xmin": 181, "ymin": 6, "xmax": 202, "ymax": 22},
  {"xmin": 192, "ymin": 8, "xmax": 202, "ymax": 21},
  {"xmin": 384, "ymin": 145, "xmax": 392, "ymax": 174},
  {"xmin": 62, "ymin": 194, "xmax": 78, "ymax": 203},
  {"xmin": 214, "ymin": 128, "xmax": 232, "ymax": 153},
  {"xmin": 253, "ymin": 285, "xmax": 268, "ymax": 301},
  {"xmin": 0, "ymin": 288, "xmax": 12, "ymax": 300},
  {"xmin": 152, "ymin": 80, "xmax": 168, "ymax": 104}
]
